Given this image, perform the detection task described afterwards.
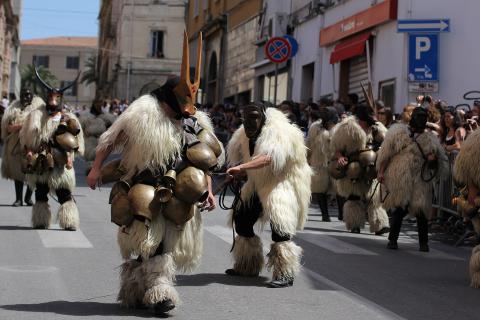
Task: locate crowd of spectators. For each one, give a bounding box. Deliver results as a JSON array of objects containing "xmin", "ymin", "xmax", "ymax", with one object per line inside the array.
[
  {"xmin": 199, "ymin": 93, "xmax": 480, "ymax": 155},
  {"xmin": 72, "ymin": 98, "xmax": 130, "ymax": 118}
]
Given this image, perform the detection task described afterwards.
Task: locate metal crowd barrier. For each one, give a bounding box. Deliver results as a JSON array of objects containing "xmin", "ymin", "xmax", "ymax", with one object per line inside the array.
[{"xmin": 432, "ymin": 152, "xmax": 459, "ymax": 217}]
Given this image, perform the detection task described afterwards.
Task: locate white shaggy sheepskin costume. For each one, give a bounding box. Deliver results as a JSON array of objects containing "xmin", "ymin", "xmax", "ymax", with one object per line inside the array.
[
  {"xmin": 19, "ymin": 105, "xmax": 84, "ymax": 230},
  {"xmin": 96, "ymin": 94, "xmax": 223, "ymax": 308},
  {"xmin": 307, "ymin": 119, "xmax": 333, "ymax": 194},
  {"xmin": 226, "ymin": 107, "xmax": 312, "ymax": 281},
  {"xmin": 330, "ymin": 116, "xmax": 389, "ymax": 233},
  {"xmin": 1, "ymin": 96, "xmax": 44, "ymax": 181},
  {"xmin": 79, "ymin": 112, "xmax": 116, "ymax": 166},
  {"xmin": 453, "ymin": 129, "xmax": 480, "ymax": 288},
  {"xmin": 376, "ymin": 123, "xmax": 448, "ymax": 215}
]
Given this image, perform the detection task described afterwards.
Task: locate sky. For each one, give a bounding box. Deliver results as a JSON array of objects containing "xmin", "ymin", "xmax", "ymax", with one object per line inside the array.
[{"xmin": 20, "ymin": 0, "xmax": 100, "ymax": 40}]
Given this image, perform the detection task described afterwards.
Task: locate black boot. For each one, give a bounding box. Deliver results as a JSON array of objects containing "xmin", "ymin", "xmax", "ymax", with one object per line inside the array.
[
  {"xmin": 24, "ymin": 187, "xmax": 34, "ymax": 206},
  {"xmin": 153, "ymin": 299, "xmax": 175, "ymax": 314},
  {"xmin": 318, "ymin": 193, "xmax": 331, "ymax": 222},
  {"xmin": 13, "ymin": 180, "xmax": 23, "ymax": 207},
  {"xmin": 419, "ymin": 243, "xmax": 429, "ymax": 252},
  {"xmin": 387, "ymin": 240, "xmax": 398, "ymax": 249},
  {"xmin": 268, "ymin": 276, "xmax": 294, "ymax": 288}
]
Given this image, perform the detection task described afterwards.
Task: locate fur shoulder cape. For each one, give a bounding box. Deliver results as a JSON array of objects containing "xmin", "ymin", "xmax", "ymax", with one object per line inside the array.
[
  {"xmin": 227, "ymin": 107, "xmax": 312, "ymax": 235},
  {"xmin": 97, "ymin": 95, "xmax": 222, "ymax": 179},
  {"xmin": 1, "ymin": 96, "xmax": 44, "ymax": 140},
  {"xmin": 306, "ymin": 120, "xmax": 331, "ymax": 167},
  {"xmin": 454, "ymin": 129, "xmax": 480, "ymax": 188},
  {"xmin": 330, "ymin": 116, "xmax": 367, "ymax": 155}
]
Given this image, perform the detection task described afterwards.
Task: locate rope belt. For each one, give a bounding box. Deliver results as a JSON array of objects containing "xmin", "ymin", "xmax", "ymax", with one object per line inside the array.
[{"xmin": 218, "ymin": 179, "xmax": 243, "ymax": 252}]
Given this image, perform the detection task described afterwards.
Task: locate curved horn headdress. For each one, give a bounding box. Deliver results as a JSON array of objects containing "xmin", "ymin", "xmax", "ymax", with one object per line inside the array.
[
  {"xmin": 34, "ymin": 66, "xmax": 54, "ymax": 91},
  {"xmin": 34, "ymin": 65, "xmax": 81, "ymax": 93},
  {"xmin": 172, "ymin": 30, "xmax": 203, "ymax": 117},
  {"xmin": 59, "ymin": 72, "xmax": 81, "ymax": 93}
]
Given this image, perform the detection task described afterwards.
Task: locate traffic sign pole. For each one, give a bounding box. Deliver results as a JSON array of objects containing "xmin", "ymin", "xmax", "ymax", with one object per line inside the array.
[
  {"xmin": 265, "ymin": 37, "xmax": 292, "ymax": 105},
  {"xmin": 274, "ymin": 63, "xmax": 279, "ymax": 106}
]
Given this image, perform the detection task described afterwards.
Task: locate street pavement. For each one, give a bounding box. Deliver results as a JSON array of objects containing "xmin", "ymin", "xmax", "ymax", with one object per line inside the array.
[{"xmin": 1, "ymin": 156, "xmax": 480, "ymax": 320}]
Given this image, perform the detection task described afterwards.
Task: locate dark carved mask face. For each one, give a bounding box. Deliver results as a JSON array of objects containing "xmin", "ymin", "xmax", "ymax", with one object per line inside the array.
[
  {"xmin": 46, "ymin": 91, "xmax": 63, "ymax": 115},
  {"xmin": 243, "ymin": 109, "xmax": 264, "ymax": 139},
  {"xmin": 20, "ymin": 89, "xmax": 33, "ymax": 107}
]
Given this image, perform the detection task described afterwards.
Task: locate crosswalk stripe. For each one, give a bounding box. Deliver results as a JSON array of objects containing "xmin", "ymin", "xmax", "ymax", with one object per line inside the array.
[
  {"xmin": 37, "ymin": 225, "xmax": 93, "ymax": 248},
  {"xmin": 299, "ymin": 228, "xmax": 464, "ymax": 261},
  {"xmin": 299, "ymin": 230, "xmax": 378, "ymax": 255}
]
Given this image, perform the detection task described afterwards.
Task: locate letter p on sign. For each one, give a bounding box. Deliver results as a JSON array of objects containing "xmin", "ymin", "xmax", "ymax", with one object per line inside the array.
[{"xmin": 416, "ymin": 37, "xmax": 431, "ymax": 59}]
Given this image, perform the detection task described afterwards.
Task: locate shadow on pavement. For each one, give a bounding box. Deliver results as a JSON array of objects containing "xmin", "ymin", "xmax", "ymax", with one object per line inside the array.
[
  {"xmin": 1, "ymin": 301, "xmax": 156, "ymax": 318},
  {"xmin": 176, "ymin": 273, "xmax": 270, "ymax": 287},
  {"xmin": 0, "ymin": 225, "xmax": 34, "ymax": 231},
  {"xmin": 302, "ymin": 226, "xmax": 352, "ymax": 235}
]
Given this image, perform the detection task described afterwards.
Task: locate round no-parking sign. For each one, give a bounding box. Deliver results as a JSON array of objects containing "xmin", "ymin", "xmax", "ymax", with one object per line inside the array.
[{"xmin": 265, "ymin": 37, "xmax": 292, "ymax": 64}]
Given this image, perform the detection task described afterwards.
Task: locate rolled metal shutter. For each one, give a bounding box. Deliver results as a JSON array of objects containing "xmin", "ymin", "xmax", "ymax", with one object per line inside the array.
[{"xmin": 348, "ymin": 54, "xmax": 369, "ymax": 97}]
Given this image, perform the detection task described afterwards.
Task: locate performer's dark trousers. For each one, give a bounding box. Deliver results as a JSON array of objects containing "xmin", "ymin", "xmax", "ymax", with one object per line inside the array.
[
  {"xmin": 14, "ymin": 180, "xmax": 33, "ymax": 201},
  {"xmin": 233, "ymin": 193, "xmax": 291, "ymax": 242},
  {"xmin": 314, "ymin": 193, "xmax": 330, "ymax": 220},
  {"xmin": 336, "ymin": 195, "xmax": 345, "ymax": 220},
  {"xmin": 388, "ymin": 207, "xmax": 428, "ymax": 244},
  {"xmin": 35, "ymin": 183, "xmax": 72, "ymax": 204}
]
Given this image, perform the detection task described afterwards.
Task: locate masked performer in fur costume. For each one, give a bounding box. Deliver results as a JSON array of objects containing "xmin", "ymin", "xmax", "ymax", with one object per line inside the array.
[
  {"xmin": 307, "ymin": 107, "xmax": 344, "ymax": 222},
  {"xmin": 453, "ymin": 128, "xmax": 480, "ymax": 286},
  {"xmin": 87, "ymin": 32, "xmax": 224, "ymax": 315},
  {"xmin": 330, "ymin": 105, "xmax": 390, "ymax": 234},
  {"xmin": 1, "ymin": 88, "xmax": 43, "ymax": 206},
  {"xmin": 377, "ymin": 107, "xmax": 448, "ymax": 252},
  {"xmin": 19, "ymin": 69, "xmax": 84, "ymax": 231},
  {"xmin": 79, "ymin": 99, "xmax": 116, "ymax": 172},
  {"xmin": 225, "ymin": 102, "xmax": 312, "ymax": 288}
]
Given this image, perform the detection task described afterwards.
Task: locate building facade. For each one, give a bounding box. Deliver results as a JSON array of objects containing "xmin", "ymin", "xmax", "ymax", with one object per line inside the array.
[
  {"xmin": 288, "ymin": 0, "xmax": 480, "ymax": 113},
  {"xmin": 251, "ymin": 0, "xmax": 293, "ymax": 105},
  {"xmin": 20, "ymin": 37, "xmax": 97, "ymax": 108},
  {"xmin": 186, "ymin": 0, "xmax": 262, "ymax": 105},
  {"xmin": 0, "ymin": 0, "xmax": 20, "ymax": 100},
  {"xmin": 97, "ymin": 0, "xmax": 186, "ymax": 101}
]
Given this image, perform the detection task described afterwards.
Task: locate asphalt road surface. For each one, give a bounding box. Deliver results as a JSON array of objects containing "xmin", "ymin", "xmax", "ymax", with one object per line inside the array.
[{"xmin": 0, "ymin": 156, "xmax": 479, "ymax": 319}]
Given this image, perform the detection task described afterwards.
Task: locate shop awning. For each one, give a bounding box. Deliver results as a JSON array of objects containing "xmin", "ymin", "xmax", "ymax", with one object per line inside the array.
[{"xmin": 329, "ymin": 32, "xmax": 372, "ymax": 64}]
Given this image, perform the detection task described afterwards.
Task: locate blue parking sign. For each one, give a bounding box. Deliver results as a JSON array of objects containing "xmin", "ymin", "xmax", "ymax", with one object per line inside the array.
[{"xmin": 408, "ymin": 34, "xmax": 438, "ymax": 82}]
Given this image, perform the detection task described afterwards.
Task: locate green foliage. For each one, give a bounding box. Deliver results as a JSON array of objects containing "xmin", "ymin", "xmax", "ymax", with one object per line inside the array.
[
  {"xmin": 21, "ymin": 65, "xmax": 58, "ymax": 96},
  {"xmin": 81, "ymin": 55, "xmax": 97, "ymax": 86}
]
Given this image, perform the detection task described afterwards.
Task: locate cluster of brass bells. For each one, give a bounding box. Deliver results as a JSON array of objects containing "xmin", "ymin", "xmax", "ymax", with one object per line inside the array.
[
  {"xmin": 105, "ymin": 127, "xmax": 222, "ymax": 230},
  {"xmin": 162, "ymin": 166, "xmax": 208, "ymax": 228},
  {"xmin": 23, "ymin": 147, "xmax": 69, "ymax": 174},
  {"xmin": 55, "ymin": 118, "xmax": 81, "ymax": 152},
  {"xmin": 328, "ymin": 149, "xmax": 378, "ymax": 181}
]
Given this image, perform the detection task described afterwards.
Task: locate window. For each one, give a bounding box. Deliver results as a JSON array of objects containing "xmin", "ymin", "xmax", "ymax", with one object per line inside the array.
[
  {"xmin": 203, "ymin": 0, "xmax": 208, "ymax": 10},
  {"xmin": 150, "ymin": 31, "xmax": 164, "ymax": 58},
  {"xmin": 33, "ymin": 55, "xmax": 49, "ymax": 68},
  {"xmin": 66, "ymin": 56, "xmax": 79, "ymax": 69},
  {"xmin": 60, "ymin": 80, "xmax": 77, "ymax": 96},
  {"xmin": 378, "ymin": 79, "xmax": 396, "ymax": 110}
]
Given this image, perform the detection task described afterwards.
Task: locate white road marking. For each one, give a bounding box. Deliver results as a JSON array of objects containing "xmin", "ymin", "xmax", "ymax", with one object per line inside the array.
[
  {"xmin": 205, "ymin": 224, "xmax": 406, "ymax": 320},
  {"xmin": 299, "ymin": 228, "xmax": 464, "ymax": 261},
  {"xmin": 37, "ymin": 225, "xmax": 93, "ymax": 248},
  {"xmin": 0, "ymin": 265, "xmax": 58, "ymax": 273},
  {"xmin": 299, "ymin": 230, "xmax": 378, "ymax": 255}
]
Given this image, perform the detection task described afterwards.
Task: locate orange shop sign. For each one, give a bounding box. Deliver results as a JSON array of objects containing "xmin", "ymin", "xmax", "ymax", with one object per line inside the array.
[{"xmin": 320, "ymin": 0, "xmax": 398, "ymax": 47}]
